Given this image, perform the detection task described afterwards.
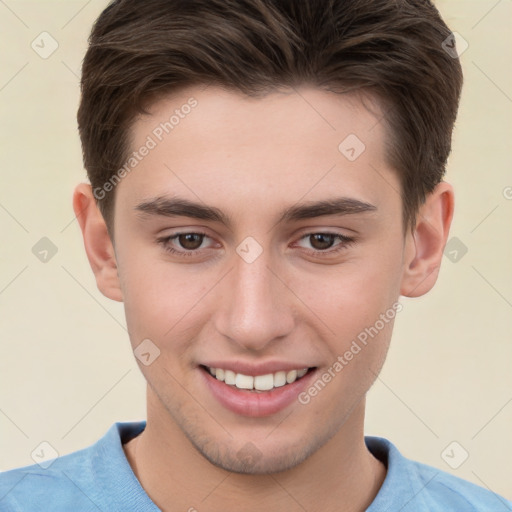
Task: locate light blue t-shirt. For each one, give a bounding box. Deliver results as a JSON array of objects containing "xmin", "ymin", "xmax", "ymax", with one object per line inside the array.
[{"xmin": 1, "ymin": 421, "xmax": 510, "ymax": 511}]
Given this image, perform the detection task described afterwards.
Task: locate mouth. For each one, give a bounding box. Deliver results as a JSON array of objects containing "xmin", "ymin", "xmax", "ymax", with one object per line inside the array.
[
  {"xmin": 199, "ymin": 364, "xmax": 318, "ymax": 417},
  {"xmin": 200, "ymin": 365, "xmax": 316, "ymax": 393}
]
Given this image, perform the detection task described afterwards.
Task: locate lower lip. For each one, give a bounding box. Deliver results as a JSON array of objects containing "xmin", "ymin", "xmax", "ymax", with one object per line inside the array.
[{"xmin": 200, "ymin": 366, "xmax": 318, "ymax": 417}]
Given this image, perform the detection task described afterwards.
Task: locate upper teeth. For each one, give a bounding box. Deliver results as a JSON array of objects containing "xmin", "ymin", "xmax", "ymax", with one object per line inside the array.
[{"xmin": 208, "ymin": 367, "xmax": 309, "ymax": 391}]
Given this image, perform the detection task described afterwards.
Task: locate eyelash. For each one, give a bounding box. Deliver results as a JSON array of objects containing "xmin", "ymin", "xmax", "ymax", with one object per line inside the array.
[{"xmin": 156, "ymin": 231, "xmax": 356, "ymax": 258}]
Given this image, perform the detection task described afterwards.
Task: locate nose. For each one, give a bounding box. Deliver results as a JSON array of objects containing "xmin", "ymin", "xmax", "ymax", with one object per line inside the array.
[{"xmin": 213, "ymin": 246, "xmax": 295, "ymax": 352}]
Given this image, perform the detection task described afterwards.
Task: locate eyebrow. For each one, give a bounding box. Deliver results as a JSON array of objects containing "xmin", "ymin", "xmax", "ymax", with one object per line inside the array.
[{"xmin": 134, "ymin": 195, "xmax": 377, "ymax": 228}]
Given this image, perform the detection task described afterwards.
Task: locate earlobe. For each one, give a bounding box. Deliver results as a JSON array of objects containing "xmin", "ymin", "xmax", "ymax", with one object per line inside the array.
[
  {"xmin": 400, "ymin": 182, "xmax": 454, "ymax": 298},
  {"xmin": 72, "ymin": 183, "xmax": 123, "ymax": 302}
]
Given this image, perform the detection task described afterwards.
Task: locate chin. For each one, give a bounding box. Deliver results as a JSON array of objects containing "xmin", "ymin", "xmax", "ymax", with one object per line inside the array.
[
  {"xmin": 185, "ymin": 429, "xmax": 326, "ymax": 475},
  {"xmin": 202, "ymin": 445, "xmax": 310, "ymax": 475}
]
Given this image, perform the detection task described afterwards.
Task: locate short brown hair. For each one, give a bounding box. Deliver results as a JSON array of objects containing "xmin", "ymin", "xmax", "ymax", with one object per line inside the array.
[{"xmin": 78, "ymin": 0, "xmax": 463, "ymax": 237}]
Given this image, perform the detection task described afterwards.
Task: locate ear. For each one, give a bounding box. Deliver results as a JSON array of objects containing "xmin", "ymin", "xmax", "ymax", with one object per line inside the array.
[
  {"xmin": 72, "ymin": 183, "xmax": 123, "ymax": 302},
  {"xmin": 400, "ymin": 181, "xmax": 454, "ymax": 298}
]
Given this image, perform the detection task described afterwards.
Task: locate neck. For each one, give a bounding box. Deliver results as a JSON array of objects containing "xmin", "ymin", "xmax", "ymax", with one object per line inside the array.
[{"xmin": 123, "ymin": 388, "xmax": 386, "ymax": 512}]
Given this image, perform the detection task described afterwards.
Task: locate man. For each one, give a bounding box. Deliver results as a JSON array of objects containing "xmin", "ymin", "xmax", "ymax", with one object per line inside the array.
[{"xmin": 1, "ymin": 0, "xmax": 511, "ymax": 510}]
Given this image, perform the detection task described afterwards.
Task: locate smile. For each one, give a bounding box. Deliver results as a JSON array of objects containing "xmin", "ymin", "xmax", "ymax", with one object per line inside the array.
[
  {"xmin": 203, "ymin": 365, "xmax": 312, "ymax": 392},
  {"xmin": 199, "ymin": 362, "xmax": 319, "ymax": 416}
]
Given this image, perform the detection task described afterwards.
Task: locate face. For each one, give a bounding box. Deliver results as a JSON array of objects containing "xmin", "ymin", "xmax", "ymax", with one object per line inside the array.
[{"xmin": 112, "ymin": 85, "xmax": 410, "ymax": 474}]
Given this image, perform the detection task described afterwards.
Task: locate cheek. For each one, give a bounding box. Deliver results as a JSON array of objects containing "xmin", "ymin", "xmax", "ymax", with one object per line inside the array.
[
  {"xmin": 293, "ymin": 257, "xmax": 401, "ymax": 336},
  {"xmin": 287, "ymin": 246, "xmax": 402, "ymax": 380},
  {"xmin": 297, "ymin": 273, "xmax": 398, "ymax": 410},
  {"xmin": 119, "ymin": 253, "xmax": 218, "ymax": 348}
]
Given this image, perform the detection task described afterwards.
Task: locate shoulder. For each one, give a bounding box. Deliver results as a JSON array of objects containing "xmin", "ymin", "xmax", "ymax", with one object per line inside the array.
[
  {"xmin": 0, "ymin": 444, "xmax": 97, "ymax": 511},
  {"xmin": 365, "ymin": 436, "xmax": 512, "ymax": 512},
  {"xmin": 412, "ymin": 458, "xmax": 512, "ymax": 511},
  {"xmin": 0, "ymin": 421, "xmax": 148, "ymax": 512}
]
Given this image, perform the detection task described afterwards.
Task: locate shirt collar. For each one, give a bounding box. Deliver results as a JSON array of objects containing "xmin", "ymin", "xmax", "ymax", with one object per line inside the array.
[
  {"xmin": 107, "ymin": 422, "xmax": 438, "ymax": 511},
  {"xmin": 365, "ymin": 435, "xmax": 437, "ymax": 511}
]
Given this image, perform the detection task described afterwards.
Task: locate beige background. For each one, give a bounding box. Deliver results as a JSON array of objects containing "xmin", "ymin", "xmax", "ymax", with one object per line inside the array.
[{"xmin": 1, "ymin": 0, "xmax": 511, "ymax": 502}]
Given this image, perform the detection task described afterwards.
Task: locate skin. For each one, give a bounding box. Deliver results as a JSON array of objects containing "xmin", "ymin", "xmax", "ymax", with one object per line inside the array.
[{"xmin": 73, "ymin": 85, "xmax": 454, "ymax": 512}]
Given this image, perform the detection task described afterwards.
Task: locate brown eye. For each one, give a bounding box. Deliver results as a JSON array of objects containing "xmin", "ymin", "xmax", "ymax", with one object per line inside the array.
[
  {"xmin": 308, "ymin": 233, "xmax": 336, "ymax": 250},
  {"xmin": 178, "ymin": 233, "xmax": 205, "ymax": 250}
]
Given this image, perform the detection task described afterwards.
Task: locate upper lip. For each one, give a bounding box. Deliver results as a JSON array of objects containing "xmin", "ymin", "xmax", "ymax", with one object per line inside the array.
[{"xmin": 200, "ymin": 360, "xmax": 316, "ymax": 376}]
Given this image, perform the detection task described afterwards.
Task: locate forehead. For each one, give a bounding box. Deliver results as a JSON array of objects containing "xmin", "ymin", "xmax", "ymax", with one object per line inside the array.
[{"xmin": 116, "ymin": 85, "xmax": 399, "ymax": 224}]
